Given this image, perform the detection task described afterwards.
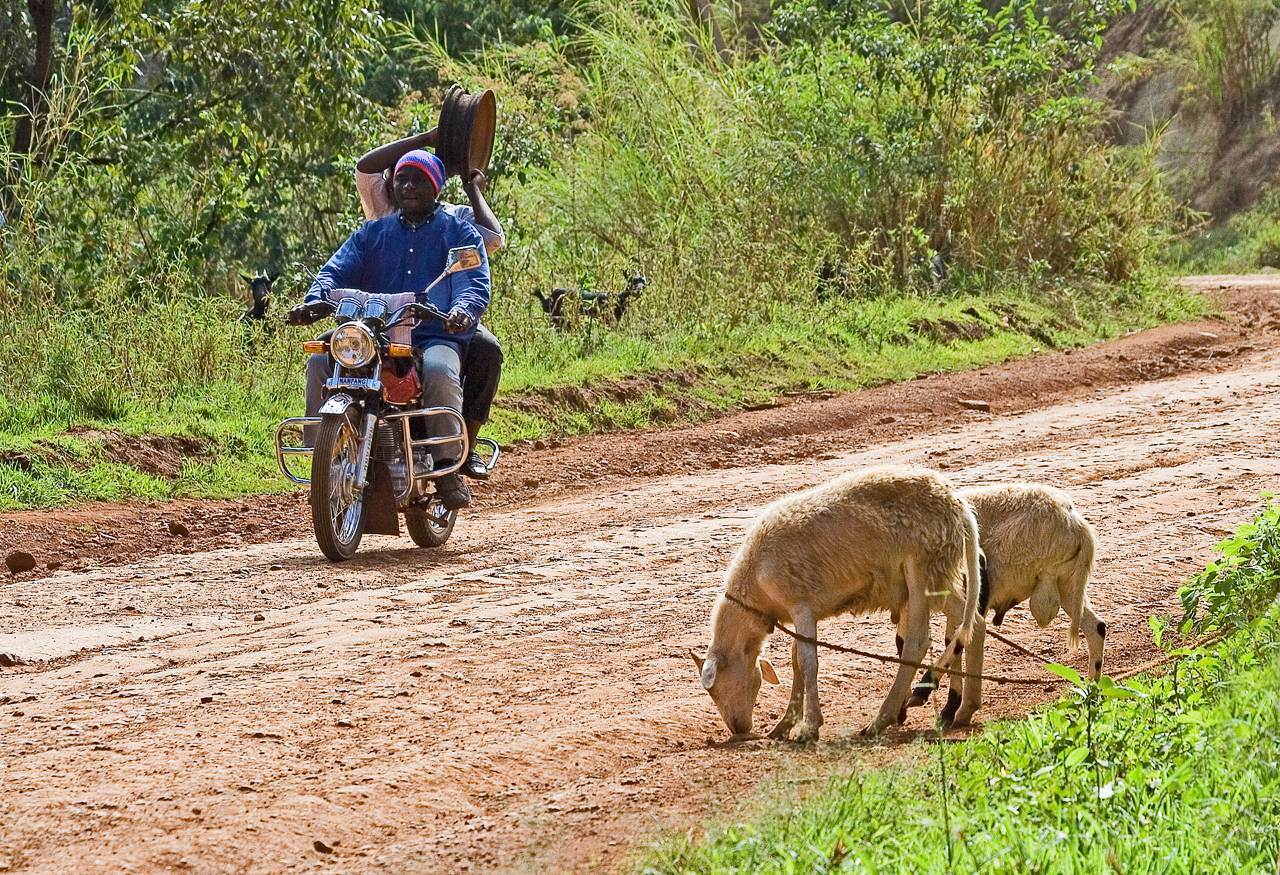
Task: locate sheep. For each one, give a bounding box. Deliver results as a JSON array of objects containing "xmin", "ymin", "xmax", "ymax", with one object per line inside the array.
[
  {"xmin": 690, "ymin": 465, "xmax": 982, "ymax": 743},
  {"xmin": 909, "ymin": 483, "xmax": 1104, "ymax": 727}
]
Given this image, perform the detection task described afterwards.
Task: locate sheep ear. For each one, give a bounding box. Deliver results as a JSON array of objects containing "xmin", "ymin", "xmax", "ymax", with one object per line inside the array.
[
  {"xmin": 267, "ymin": 272, "xmax": 279, "ymax": 284},
  {"xmin": 698, "ymin": 654, "xmax": 717, "ymax": 690},
  {"xmin": 758, "ymin": 658, "xmax": 779, "ymax": 685},
  {"xmin": 240, "ymin": 272, "xmax": 252, "ymax": 282}
]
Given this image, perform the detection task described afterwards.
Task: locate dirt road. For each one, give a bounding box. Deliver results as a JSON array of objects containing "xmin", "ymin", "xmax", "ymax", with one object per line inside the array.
[{"xmin": 3, "ymin": 278, "xmax": 1280, "ymax": 873}]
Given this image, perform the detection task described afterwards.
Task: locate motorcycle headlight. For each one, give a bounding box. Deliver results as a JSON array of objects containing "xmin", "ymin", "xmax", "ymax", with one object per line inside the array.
[{"xmin": 331, "ymin": 323, "xmax": 377, "ymax": 368}]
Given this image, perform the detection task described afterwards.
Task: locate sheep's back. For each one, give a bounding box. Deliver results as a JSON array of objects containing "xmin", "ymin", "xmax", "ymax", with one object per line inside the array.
[
  {"xmin": 736, "ymin": 466, "xmax": 969, "ymax": 617},
  {"xmin": 961, "ymin": 484, "xmax": 1089, "ymax": 598}
]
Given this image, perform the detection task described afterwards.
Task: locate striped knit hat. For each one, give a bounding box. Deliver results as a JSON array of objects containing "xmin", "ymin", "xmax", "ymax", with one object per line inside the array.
[{"xmin": 394, "ymin": 149, "xmax": 446, "ymax": 195}]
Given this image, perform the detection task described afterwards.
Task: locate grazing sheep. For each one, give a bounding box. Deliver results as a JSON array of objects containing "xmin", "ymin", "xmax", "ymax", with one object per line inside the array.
[
  {"xmin": 910, "ymin": 483, "xmax": 1104, "ymax": 727},
  {"xmin": 691, "ymin": 466, "xmax": 981, "ymax": 742}
]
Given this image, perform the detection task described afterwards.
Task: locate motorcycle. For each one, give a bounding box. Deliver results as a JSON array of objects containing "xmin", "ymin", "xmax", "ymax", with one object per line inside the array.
[{"xmin": 273, "ymin": 245, "xmax": 498, "ymax": 561}]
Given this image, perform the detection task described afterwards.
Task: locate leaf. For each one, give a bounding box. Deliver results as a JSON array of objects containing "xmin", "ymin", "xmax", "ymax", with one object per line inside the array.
[
  {"xmin": 1099, "ymin": 684, "xmax": 1144, "ymax": 700},
  {"xmin": 1064, "ymin": 747, "xmax": 1090, "ymax": 768},
  {"xmin": 1044, "ymin": 662, "xmax": 1084, "ymax": 687}
]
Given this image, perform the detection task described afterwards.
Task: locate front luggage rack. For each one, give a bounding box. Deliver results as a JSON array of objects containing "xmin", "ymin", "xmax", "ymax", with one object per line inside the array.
[{"xmin": 274, "ymin": 417, "xmax": 320, "ymax": 484}]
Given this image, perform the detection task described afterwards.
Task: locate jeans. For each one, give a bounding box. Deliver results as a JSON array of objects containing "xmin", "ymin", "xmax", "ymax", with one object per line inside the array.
[{"xmin": 305, "ymin": 342, "xmax": 465, "ymax": 463}]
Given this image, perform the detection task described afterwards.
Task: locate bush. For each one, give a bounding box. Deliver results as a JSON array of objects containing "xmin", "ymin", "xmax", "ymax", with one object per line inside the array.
[{"xmin": 1176, "ymin": 0, "xmax": 1280, "ymax": 127}]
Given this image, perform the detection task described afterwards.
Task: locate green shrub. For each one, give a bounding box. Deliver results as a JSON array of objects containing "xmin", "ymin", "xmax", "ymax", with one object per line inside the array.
[{"xmin": 1176, "ymin": 0, "xmax": 1280, "ymax": 126}]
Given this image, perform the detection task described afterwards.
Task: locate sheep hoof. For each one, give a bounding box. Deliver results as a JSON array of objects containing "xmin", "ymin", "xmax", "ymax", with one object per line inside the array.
[
  {"xmin": 767, "ymin": 721, "xmax": 794, "ymax": 741},
  {"xmin": 794, "ymin": 722, "xmax": 820, "ymax": 744},
  {"xmin": 860, "ymin": 718, "xmax": 889, "ymax": 738},
  {"xmin": 950, "ymin": 710, "xmax": 975, "ymax": 728},
  {"xmin": 905, "ymin": 694, "xmax": 926, "ymax": 708},
  {"xmin": 896, "ymin": 704, "xmax": 908, "ymax": 725}
]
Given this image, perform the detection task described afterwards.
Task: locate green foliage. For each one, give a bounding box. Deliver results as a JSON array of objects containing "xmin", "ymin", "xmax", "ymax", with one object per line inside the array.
[
  {"xmin": 1172, "ymin": 186, "xmax": 1280, "ymax": 271},
  {"xmin": 641, "ymin": 505, "xmax": 1280, "ymax": 873},
  {"xmin": 1179, "ymin": 497, "xmax": 1280, "ymax": 634},
  {"xmin": 0, "ymin": 0, "xmax": 1195, "ymax": 507},
  {"xmin": 1174, "ymin": 0, "xmax": 1280, "ymax": 126}
]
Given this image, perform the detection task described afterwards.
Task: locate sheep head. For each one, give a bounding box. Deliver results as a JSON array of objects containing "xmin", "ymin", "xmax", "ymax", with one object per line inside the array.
[{"xmin": 690, "ymin": 648, "xmax": 778, "ymax": 739}]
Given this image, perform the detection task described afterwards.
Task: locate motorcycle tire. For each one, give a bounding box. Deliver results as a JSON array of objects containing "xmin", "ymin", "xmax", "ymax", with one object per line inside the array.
[
  {"xmin": 405, "ymin": 500, "xmax": 457, "ymax": 548},
  {"xmin": 310, "ymin": 411, "xmax": 366, "ymax": 561}
]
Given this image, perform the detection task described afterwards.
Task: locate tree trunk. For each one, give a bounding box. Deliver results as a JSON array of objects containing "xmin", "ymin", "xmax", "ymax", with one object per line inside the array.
[{"xmin": 13, "ymin": 0, "xmax": 56, "ymax": 159}]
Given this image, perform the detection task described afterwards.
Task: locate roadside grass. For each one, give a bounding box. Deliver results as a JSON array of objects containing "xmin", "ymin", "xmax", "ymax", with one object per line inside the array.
[
  {"xmin": 638, "ymin": 500, "xmax": 1280, "ymax": 874},
  {"xmin": 1172, "ymin": 188, "xmax": 1280, "ymax": 274},
  {"xmin": 0, "ymin": 276, "xmax": 1203, "ymax": 510}
]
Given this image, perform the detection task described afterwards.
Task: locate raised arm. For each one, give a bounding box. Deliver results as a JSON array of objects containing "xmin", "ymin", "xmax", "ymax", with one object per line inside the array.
[
  {"xmin": 355, "ymin": 129, "xmax": 439, "ymax": 175},
  {"xmin": 462, "ymin": 170, "xmax": 503, "ymax": 241}
]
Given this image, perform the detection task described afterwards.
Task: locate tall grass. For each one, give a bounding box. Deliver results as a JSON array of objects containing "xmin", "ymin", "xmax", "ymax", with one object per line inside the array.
[
  {"xmin": 1177, "ymin": 0, "xmax": 1280, "ymax": 126},
  {"xmin": 0, "ymin": 0, "xmax": 1194, "ymax": 506}
]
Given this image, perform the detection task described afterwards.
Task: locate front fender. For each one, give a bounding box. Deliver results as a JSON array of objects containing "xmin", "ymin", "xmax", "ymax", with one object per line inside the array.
[{"xmin": 319, "ymin": 393, "xmax": 357, "ymax": 416}]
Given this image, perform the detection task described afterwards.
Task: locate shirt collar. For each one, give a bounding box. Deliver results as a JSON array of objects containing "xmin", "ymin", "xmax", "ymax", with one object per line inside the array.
[{"xmin": 398, "ymin": 207, "xmax": 436, "ymax": 231}]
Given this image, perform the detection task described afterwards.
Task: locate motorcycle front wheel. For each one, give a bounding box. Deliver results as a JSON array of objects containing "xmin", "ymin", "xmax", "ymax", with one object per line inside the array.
[
  {"xmin": 310, "ymin": 411, "xmax": 366, "ymax": 561},
  {"xmin": 404, "ymin": 498, "xmax": 456, "ymax": 548}
]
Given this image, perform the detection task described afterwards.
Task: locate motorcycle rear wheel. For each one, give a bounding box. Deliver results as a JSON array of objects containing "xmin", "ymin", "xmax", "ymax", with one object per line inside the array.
[
  {"xmin": 405, "ymin": 498, "xmax": 456, "ymax": 548},
  {"xmin": 310, "ymin": 411, "xmax": 366, "ymax": 561}
]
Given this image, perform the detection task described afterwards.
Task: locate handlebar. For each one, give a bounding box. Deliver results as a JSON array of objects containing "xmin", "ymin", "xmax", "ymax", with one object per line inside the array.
[
  {"xmin": 389, "ymin": 301, "xmax": 450, "ymax": 327},
  {"xmin": 284, "ymin": 297, "xmax": 449, "ymax": 330}
]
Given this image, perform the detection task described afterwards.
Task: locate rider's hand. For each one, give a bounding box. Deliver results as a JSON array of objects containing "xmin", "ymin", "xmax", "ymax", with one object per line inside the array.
[
  {"xmin": 463, "ymin": 170, "xmax": 487, "ymax": 192},
  {"xmin": 285, "ymin": 302, "xmax": 313, "ymax": 325},
  {"xmin": 444, "ymin": 307, "xmax": 475, "ymax": 334}
]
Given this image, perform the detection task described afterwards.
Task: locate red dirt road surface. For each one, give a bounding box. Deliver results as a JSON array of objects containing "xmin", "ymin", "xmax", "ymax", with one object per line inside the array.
[{"xmin": 2, "ymin": 277, "xmax": 1279, "ymax": 873}]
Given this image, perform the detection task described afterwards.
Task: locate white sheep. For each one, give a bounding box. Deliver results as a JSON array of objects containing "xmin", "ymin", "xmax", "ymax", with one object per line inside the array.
[
  {"xmin": 691, "ymin": 465, "xmax": 981, "ymax": 742},
  {"xmin": 910, "ymin": 482, "xmax": 1104, "ymax": 727}
]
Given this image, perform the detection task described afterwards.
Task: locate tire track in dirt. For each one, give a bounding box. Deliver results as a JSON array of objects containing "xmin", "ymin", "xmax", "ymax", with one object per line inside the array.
[{"xmin": 2, "ymin": 279, "xmax": 1280, "ymax": 873}]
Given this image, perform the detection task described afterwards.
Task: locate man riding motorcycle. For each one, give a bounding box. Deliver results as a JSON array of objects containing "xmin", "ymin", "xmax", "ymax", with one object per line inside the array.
[
  {"xmin": 354, "ymin": 128, "xmax": 504, "ymax": 482},
  {"xmin": 301, "ymin": 149, "xmax": 489, "ymax": 510}
]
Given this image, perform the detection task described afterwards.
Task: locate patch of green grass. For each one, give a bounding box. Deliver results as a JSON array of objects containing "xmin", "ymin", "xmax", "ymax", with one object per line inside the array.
[
  {"xmin": 638, "ymin": 499, "xmax": 1280, "ymax": 874},
  {"xmin": 0, "ymin": 275, "xmax": 1203, "ymax": 509},
  {"xmin": 1171, "ymin": 187, "xmax": 1280, "ymax": 273}
]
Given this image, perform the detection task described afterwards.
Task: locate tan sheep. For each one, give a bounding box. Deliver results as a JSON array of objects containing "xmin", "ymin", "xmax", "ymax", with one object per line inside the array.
[
  {"xmin": 691, "ymin": 466, "xmax": 981, "ymax": 742},
  {"xmin": 911, "ymin": 482, "xmax": 1104, "ymax": 727}
]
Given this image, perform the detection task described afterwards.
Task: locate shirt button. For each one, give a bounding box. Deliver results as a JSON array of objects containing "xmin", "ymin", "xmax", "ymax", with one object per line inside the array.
[
  {"xmin": 407, "ymin": 270, "xmax": 412, "ymax": 275},
  {"xmin": 409, "ymin": 248, "xmax": 414, "ymax": 253}
]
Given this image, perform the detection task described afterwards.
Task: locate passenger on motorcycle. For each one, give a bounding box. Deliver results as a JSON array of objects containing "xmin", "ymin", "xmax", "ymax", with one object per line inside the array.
[
  {"xmin": 303, "ymin": 149, "xmax": 489, "ymax": 510},
  {"xmin": 354, "ymin": 129, "xmax": 504, "ymax": 482}
]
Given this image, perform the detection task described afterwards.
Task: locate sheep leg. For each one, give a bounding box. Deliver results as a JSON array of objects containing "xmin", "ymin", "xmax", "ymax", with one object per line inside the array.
[
  {"xmin": 767, "ymin": 638, "xmax": 804, "ymax": 741},
  {"xmin": 866, "ymin": 576, "xmax": 929, "ymax": 736},
  {"xmin": 1082, "ymin": 601, "xmax": 1107, "ymax": 680},
  {"xmin": 937, "ymin": 601, "xmax": 964, "ymax": 725},
  {"xmin": 792, "ymin": 608, "xmax": 823, "ymax": 744},
  {"xmin": 951, "ymin": 614, "xmax": 984, "ymax": 727}
]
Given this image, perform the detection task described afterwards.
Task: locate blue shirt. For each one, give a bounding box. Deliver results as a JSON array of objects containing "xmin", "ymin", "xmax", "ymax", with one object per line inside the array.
[{"xmin": 306, "ymin": 208, "xmax": 491, "ymax": 348}]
